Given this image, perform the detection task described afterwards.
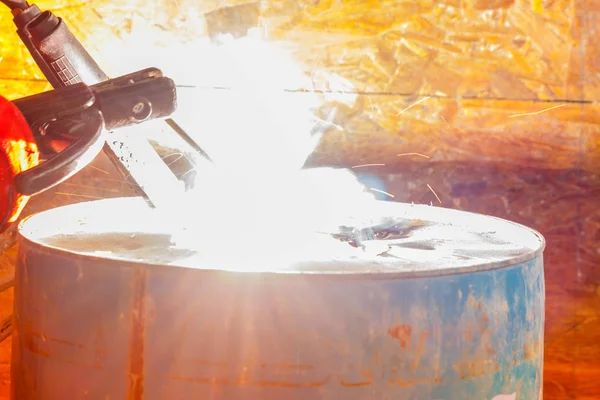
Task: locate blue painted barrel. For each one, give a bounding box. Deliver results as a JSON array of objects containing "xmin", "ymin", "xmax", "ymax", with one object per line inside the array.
[{"xmin": 12, "ymin": 197, "xmax": 545, "ymax": 399}]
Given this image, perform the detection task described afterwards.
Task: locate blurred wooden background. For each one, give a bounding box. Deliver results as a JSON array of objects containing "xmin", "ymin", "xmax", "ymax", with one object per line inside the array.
[{"xmin": 1, "ymin": 0, "xmax": 599, "ymax": 398}]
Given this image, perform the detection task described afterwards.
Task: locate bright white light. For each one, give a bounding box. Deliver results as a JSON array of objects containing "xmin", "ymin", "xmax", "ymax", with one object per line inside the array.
[
  {"xmin": 151, "ymin": 35, "xmax": 380, "ymax": 265},
  {"xmin": 174, "ymin": 35, "xmax": 322, "ymax": 175},
  {"xmin": 93, "ymin": 28, "xmax": 381, "ymax": 267}
]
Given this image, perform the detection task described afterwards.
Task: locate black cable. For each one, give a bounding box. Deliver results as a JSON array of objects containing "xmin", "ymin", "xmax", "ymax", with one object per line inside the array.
[
  {"xmin": 164, "ymin": 118, "xmax": 213, "ymax": 163},
  {"xmin": 0, "ymin": 0, "xmax": 27, "ymax": 10}
]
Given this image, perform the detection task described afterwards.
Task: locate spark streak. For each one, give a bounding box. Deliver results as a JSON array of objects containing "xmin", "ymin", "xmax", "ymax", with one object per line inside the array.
[
  {"xmin": 87, "ymin": 164, "xmax": 110, "ymax": 175},
  {"xmin": 427, "ymin": 184, "xmax": 442, "ymax": 204},
  {"xmin": 55, "ymin": 192, "xmax": 105, "ymax": 199},
  {"xmin": 351, "ymin": 163, "xmax": 386, "ymax": 169},
  {"xmin": 507, "ymin": 104, "xmax": 565, "ymax": 118},
  {"xmin": 396, "ymin": 96, "xmax": 431, "ymax": 116},
  {"xmin": 60, "ymin": 183, "xmax": 122, "ymax": 194},
  {"xmin": 440, "ymin": 115, "xmax": 452, "ymax": 131},
  {"xmin": 397, "ymin": 153, "xmax": 430, "ymax": 159},
  {"xmin": 370, "ymin": 188, "xmax": 394, "ymax": 198}
]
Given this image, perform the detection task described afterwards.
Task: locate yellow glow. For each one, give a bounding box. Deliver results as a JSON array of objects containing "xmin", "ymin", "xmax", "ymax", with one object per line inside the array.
[
  {"xmin": 4, "ymin": 139, "xmax": 40, "ymax": 223},
  {"xmin": 5, "ymin": 139, "xmax": 39, "ymax": 173}
]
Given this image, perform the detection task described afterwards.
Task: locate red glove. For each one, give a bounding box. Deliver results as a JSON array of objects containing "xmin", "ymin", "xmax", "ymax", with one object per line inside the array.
[{"xmin": 0, "ymin": 95, "xmax": 40, "ymax": 233}]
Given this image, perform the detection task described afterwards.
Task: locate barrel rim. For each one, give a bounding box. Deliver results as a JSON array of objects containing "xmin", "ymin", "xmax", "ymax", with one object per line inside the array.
[{"xmin": 16, "ymin": 197, "xmax": 546, "ymax": 279}]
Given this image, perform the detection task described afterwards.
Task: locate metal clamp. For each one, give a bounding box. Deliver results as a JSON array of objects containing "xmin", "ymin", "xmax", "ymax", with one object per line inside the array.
[{"xmin": 10, "ymin": 68, "xmax": 177, "ymax": 197}]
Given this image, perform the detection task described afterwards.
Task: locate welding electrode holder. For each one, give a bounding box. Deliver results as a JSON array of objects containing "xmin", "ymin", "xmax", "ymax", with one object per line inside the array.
[
  {"xmin": 0, "ymin": 68, "xmax": 176, "ymax": 234},
  {"xmin": 10, "ymin": 68, "xmax": 177, "ymax": 198},
  {"xmin": 0, "ymin": 68, "xmax": 176, "ymax": 232}
]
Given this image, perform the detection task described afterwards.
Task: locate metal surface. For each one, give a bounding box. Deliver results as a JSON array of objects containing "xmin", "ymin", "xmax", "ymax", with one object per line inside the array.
[{"xmin": 12, "ymin": 198, "xmax": 545, "ymax": 399}]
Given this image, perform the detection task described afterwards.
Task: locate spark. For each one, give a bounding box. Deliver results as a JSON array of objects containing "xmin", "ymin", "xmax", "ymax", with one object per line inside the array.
[
  {"xmin": 367, "ymin": 95, "xmax": 377, "ymax": 114},
  {"xmin": 55, "ymin": 192, "xmax": 105, "ymax": 199},
  {"xmin": 507, "ymin": 104, "xmax": 565, "ymax": 118},
  {"xmin": 363, "ymin": 86, "xmax": 378, "ymax": 115},
  {"xmin": 427, "ymin": 184, "xmax": 442, "ymax": 204},
  {"xmin": 60, "ymin": 182, "xmax": 122, "ymax": 194},
  {"xmin": 370, "ymin": 188, "xmax": 395, "ymax": 198},
  {"xmin": 87, "ymin": 164, "xmax": 110, "ymax": 175},
  {"xmin": 440, "ymin": 115, "xmax": 453, "ymax": 131},
  {"xmin": 351, "ymin": 163, "xmax": 386, "ymax": 169},
  {"xmin": 397, "ymin": 152, "xmax": 430, "ymax": 159},
  {"xmin": 396, "ymin": 96, "xmax": 431, "ymax": 116},
  {"xmin": 101, "ymin": 178, "xmax": 142, "ymax": 188}
]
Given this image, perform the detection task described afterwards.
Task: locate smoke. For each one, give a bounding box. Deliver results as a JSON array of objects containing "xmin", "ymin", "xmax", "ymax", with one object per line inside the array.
[
  {"xmin": 158, "ymin": 36, "xmax": 378, "ymax": 257},
  {"xmin": 173, "ymin": 34, "xmax": 323, "ymax": 175}
]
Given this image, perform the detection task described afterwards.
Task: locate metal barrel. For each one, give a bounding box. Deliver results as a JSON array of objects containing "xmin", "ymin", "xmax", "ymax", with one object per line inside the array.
[{"xmin": 12, "ymin": 197, "xmax": 545, "ymax": 400}]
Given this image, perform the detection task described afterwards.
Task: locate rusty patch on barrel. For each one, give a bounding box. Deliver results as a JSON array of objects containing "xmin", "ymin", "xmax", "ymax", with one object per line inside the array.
[
  {"xmin": 127, "ymin": 265, "xmax": 147, "ymax": 399},
  {"xmin": 387, "ymin": 324, "xmax": 412, "ymax": 349}
]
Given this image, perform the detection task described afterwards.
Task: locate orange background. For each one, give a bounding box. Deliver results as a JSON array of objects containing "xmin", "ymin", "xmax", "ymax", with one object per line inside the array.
[{"xmin": 1, "ymin": 0, "xmax": 599, "ymax": 398}]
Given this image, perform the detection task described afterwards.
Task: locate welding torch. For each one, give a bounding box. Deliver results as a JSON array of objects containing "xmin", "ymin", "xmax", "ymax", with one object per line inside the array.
[{"xmin": 0, "ymin": 0, "xmax": 209, "ymax": 232}]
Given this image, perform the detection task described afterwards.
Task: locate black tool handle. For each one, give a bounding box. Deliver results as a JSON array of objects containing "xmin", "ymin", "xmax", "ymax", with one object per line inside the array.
[
  {"xmin": 13, "ymin": 72, "xmax": 178, "ymax": 135},
  {"xmin": 13, "ymin": 109, "xmax": 105, "ymax": 196},
  {"xmin": 14, "ymin": 5, "xmax": 108, "ymax": 88}
]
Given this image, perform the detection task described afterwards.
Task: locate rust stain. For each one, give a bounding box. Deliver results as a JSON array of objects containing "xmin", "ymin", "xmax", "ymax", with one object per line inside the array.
[
  {"xmin": 27, "ymin": 331, "xmax": 86, "ymax": 349},
  {"xmin": 388, "ymin": 377, "xmax": 442, "ymax": 387},
  {"xmin": 467, "ymin": 293, "xmax": 486, "ymax": 314},
  {"xmin": 127, "ymin": 266, "xmax": 147, "ymax": 400},
  {"xmin": 463, "ymin": 324, "xmax": 473, "ymax": 341},
  {"xmin": 523, "ymin": 340, "xmax": 539, "ymax": 361},
  {"xmin": 20, "ymin": 333, "xmax": 107, "ymax": 369},
  {"xmin": 45, "ymin": 337, "xmax": 85, "ymax": 348},
  {"xmin": 339, "ymin": 370, "xmax": 374, "ymax": 387},
  {"xmin": 453, "ymin": 358, "xmax": 500, "ymax": 379},
  {"xmin": 388, "ymin": 324, "xmax": 412, "ymax": 349},
  {"xmin": 479, "ymin": 325, "xmax": 493, "ymax": 353},
  {"xmin": 412, "ymin": 330, "xmax": 430, "ymax": 371},
  {"xmin": 238, "ymin": 367, "xmax": 250, "ymax": 384},
  {"xmin": 480, "ymin": 311, "xmax": 490, "ymax": 329},
  {"xmin": 339, "ymin": 379, "xmax": 373, "ymax": 387}
]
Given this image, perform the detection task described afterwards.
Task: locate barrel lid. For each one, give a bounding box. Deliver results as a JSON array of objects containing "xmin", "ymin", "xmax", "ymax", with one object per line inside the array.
[{"xmin": 18, "ymin": 197, "xmax": 545, "ymax": 277}]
